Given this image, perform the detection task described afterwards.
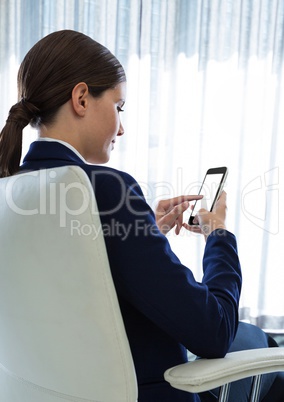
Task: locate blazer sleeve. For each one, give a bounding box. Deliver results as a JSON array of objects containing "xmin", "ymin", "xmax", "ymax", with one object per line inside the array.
[{"xmin": 90, "ymin": 167, "xmax": 242, "ymax": 359}]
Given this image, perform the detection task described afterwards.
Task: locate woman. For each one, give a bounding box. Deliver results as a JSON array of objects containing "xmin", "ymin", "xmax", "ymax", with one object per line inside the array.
[{"xmin": 0, "ymin": 30, "xmax": 280, "ymax": 401}]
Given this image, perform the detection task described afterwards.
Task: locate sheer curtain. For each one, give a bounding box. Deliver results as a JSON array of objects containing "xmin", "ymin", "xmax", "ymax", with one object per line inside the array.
[{"xmin": 1, "ymin": 0, "xmax": 283, "ymax": 332}]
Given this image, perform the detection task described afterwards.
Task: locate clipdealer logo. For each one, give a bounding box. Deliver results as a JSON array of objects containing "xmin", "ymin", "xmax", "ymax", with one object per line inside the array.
[
  {"xmin": 69, "ymin": 218, "xmax": 162, "ymax": 241},
  {"xmin": 241, "ymin": 167, "xmax": 279, "ymax": 234},
  {"xmin": 3, "ymin": 169, "xmax": 153, "ymax": 235},
  {"xmin": 4, "ymin": 169, "xmax": 93, "ymax": 227}
]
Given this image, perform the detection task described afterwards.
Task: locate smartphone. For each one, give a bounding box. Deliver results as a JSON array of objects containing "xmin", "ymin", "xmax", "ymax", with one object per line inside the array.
[{"xmin": 188, "ymin": 167, "xmax": 228, "ymax": 225}]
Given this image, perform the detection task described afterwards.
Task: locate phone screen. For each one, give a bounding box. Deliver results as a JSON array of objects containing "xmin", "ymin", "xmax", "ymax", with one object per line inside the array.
[{"xmin": 189, "ymin": 167, "xmax": 228, "ymax": 225}]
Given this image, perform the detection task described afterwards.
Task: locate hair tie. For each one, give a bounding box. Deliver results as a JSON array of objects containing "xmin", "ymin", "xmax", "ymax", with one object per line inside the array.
[{"xmin": 6, "ymin": 99, "xmax": 39, "ymax": 129}]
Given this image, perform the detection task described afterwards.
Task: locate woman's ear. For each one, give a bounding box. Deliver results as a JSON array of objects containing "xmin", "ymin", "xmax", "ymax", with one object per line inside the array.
[{"xmin": 71, "ymin": 82, "xmax": 89, "ymax": 117}]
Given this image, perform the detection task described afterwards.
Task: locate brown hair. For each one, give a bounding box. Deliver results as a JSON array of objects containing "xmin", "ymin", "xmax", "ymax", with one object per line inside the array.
[{"xmin": 0, "ymin": 30, "xmax": 126, "ymax": 177}]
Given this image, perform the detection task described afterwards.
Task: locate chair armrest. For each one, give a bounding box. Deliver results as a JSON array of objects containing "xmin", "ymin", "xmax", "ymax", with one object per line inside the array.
[{"xmin": 164, "ymin": 348, "xmax": 284, "ymax": 393}]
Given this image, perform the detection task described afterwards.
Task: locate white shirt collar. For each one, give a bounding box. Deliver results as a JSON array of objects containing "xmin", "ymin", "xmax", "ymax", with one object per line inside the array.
[{"xmin": 36, "ymin": 137, "xmax": 88, "ymax": 163}]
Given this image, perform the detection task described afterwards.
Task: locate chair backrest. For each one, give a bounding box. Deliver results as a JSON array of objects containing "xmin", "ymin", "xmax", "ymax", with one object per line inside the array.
[{"xmin": 0, "ymin": 166, "xmax": 137, "ymax": 402}]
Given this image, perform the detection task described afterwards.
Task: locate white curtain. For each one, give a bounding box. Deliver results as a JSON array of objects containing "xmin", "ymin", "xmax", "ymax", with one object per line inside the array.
[{"xmin": 1, "ymin": 0, "xmax": 283, "ymax": 332}]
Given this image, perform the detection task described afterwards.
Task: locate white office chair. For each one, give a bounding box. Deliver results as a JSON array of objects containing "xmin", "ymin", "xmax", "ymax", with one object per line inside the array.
[
  {"xmin": 164, "ymin": 347, "xmax": 284, "ymax": 402},
  {"xmin": 0, "ymin": 166, "xmax": 137, "ymax": 402},
  {"xmin": 1, "ymin": 165, "xmax": 284, "ymax": 402}
]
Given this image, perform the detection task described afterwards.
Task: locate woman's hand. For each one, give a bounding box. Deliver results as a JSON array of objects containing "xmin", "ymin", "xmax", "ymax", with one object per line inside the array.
[
  {"xmin": 155, "ymin": 195, "xmax": 203, "ymax": 235},
  {"xmin": 183, "ymin": 191, "xmax": 227, "ymax": 240}
]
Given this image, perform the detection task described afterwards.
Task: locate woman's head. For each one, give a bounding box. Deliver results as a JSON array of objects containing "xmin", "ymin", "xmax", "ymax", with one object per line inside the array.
[{"xmin": 0, "ymin": 30, "xmax": 126, "ymax": 176}]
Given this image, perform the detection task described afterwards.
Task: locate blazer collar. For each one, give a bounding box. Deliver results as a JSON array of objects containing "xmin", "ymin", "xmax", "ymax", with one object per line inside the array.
[{"xmin": 22, "ymin": 140, "xmax": 85, "ymax": 165}]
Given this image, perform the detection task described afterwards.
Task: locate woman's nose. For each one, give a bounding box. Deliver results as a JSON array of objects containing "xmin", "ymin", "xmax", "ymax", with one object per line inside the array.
[{"xmin": 117, "ymin": 122, "xmax": 124, "ymax": 136}]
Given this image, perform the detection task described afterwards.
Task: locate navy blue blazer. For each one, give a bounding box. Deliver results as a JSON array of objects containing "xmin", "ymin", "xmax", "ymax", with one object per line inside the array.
[{"xmin": 21, "ymin": 141, "xmax": 242, "ymax": 402}]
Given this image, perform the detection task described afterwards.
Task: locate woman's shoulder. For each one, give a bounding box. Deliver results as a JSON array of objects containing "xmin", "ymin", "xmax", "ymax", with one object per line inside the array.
[
  {"xmin": 81, "ymin": 164, "xmax": 148, "ymax": 214},
  {"xmin": 82, "ymin": 164, "xmax": 139, "ymax": 189}
]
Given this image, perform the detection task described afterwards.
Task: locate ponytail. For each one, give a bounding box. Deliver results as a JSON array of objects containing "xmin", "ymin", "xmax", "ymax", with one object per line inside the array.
[{"xmin": 0, "ymin": 99, "xmax": 39, "ymax": 177}]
